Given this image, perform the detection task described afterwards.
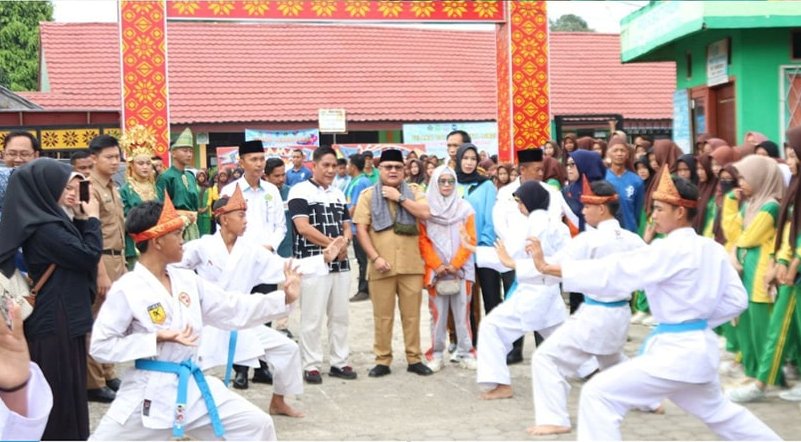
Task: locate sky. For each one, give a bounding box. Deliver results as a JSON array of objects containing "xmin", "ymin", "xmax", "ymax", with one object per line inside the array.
[{"xmin": 52, "ymin": 0, "xmax": 649, "ymax": 33}]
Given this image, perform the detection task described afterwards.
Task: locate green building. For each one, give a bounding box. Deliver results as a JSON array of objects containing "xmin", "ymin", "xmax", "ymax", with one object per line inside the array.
[{"xmin": 621, "ymin": 1, "xmax": 801, "ymax": 152}]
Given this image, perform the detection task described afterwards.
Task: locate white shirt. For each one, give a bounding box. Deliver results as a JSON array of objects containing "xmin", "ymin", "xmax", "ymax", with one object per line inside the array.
[
  {"xmin": 0, "ymin": 362, "xmax": 52, "ymax": 441},
  {"xmin": 561, "ymin": 227, "xmax": 748, "ymax": 382},
  {"xmin": 221, "ymin": 177, "xmax": 286, "ymax": 251}
]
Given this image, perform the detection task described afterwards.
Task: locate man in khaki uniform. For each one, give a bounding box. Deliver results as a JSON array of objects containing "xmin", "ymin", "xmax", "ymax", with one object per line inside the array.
[
  {"xmin": 87, "ymin": 134, "xmax": 124, "ymax": 402},
  {"xmin": 353, "ymin": 149, "xmax": 433, "ymax": 378}
]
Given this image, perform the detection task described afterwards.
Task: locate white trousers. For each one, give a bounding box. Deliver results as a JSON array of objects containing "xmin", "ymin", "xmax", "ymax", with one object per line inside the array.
[
  {"xmin": 531, "ymin": 322, "xmax": 624, "ymax": 428},
  {"xmin": 476, "ymin": 298, "xmax": 559, "ymax": 389},
  {"xmin": 299, "ymin": 271, "xmax": 351, "ymax": 371},
  {"xmin": 90, "ymin": 391, "xmax": 276, "ymax": 441},
  {"xmin": 259, "ymin": 327, "xmax": 303, "ymax": 396},
  {"xmin": 577, "ymin": 356, "xmax": 782, "ymax": 441},
  {"xmin": 425, "ymin": 281, "xmax": 475, "ymax": 361}
]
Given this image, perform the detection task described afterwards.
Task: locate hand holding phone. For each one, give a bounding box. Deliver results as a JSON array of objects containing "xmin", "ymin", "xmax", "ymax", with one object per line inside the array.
[{"xmin": 79, "ymin": 180, "xmax": 90, "ymax": 203}]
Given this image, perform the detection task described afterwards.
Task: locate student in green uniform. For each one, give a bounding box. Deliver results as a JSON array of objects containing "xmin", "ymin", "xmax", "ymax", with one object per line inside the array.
[{"xmin": 155, "ymin": 127, "xmax": 200, "ymax": 240}]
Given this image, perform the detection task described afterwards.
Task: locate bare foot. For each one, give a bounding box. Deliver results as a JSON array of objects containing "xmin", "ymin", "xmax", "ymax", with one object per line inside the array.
[
  {"xmin": 269, "ymin": 396, "xmax": 305, "ymax": 418},
  {"xmin": 526, "ymin": 425, "xmax": 571, "ymax": 436},
  {"xmin": 649, "ymin": 403, "xmax": 665, "ymax": 415},
  {"xmin": 480, "ymin": 385, "xmax": 513, "ymax": 400}
]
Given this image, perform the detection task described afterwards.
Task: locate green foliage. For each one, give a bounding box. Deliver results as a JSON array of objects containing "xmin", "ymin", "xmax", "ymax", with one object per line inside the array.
[
  {"xmin": 0, "ymin": 1, "xmax": 54, "ymax": 91},
  {"xmin": 549, "ymin": 14, "xmax": 594, "ymax": 32}
]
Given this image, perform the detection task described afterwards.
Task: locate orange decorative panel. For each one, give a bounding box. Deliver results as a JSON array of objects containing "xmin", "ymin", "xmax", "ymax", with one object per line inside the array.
[
  {"xmin": 120, "ymin": 0, "xmax": 170, "ymax": 160},
  {"xmin": 495, "ymin": 20, "xmax": 512, "ymax": 162}
]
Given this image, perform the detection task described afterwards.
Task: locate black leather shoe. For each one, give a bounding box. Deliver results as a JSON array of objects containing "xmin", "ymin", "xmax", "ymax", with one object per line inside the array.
[
  {"xmin": 233, "ymin": 371, "xmax": 249, "ymax": 389},
  {"xmin": 87, "ymin": 387, "xmax": 116, "ymax": 403},
  {"xmin": 106, "ymin": 378, "xmax": 121, "ymax": 392},
  {"xmin": 304, "ymin": 370, "xmax": 323, "ymax": 384},
  {"xmin": 330, "ymin": 365, "xmax": 358, "ymax": 380},
  {"xmin": 368, "ymin": 364, "xmax": 391, "ymax": 377},
  {"xmin": 407, "ymin": 362, "xmax": 433, "ymax": 376},
  {"xmin": 252, "ymin": 367, "xmax": 273, "ymax": 385},
  {"xmin": 506, "ymin": 351, "xmax": 524, "ymax": 365}
]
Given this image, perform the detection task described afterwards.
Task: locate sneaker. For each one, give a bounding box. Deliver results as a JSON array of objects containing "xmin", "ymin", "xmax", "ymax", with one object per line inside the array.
[
  {"xmin": 449, "ymin": 352, "xmax": 461, "ymax": 363},
  {"xmin": 630, "ymin": 311, "xmax": 648, "ymax": 324},
  {"xmin": 350, "ymin": 291, "xmax": 369, "ymax": 302},
  {"xmin": 641, "ymin": 315, "xmax": 658, "ymax": 327},
  {"xmin": 783, "ymin": 365, "xmax": 799, "ymax": 381},
  {"xmin": 304, "ymin": 370, "xmax": 323, "ymax": 384},
  {"xmin": 719, "ymin": 360, "xmax": 745, "ymax": 378},
  {"xmin": 726, "ymin": 383, "xmax": 765, "ymax": 403},
  {"xmin": 427, "ymin": 357, "xmax": 444, "ymax": 373},
  {"xmin": 329, "ymin": 365, "xmax": 358, "ymax": 380},
  {"xmin": 459, "ymin": 357, "xmax": 477, "ymax": 370},
  {"xmin": 779, "ymin": 384, "xmax": 801, "ymax": 401},
  {"xmin": 447, "ymin": 342, "xmax": 457, "ymax": 354}
]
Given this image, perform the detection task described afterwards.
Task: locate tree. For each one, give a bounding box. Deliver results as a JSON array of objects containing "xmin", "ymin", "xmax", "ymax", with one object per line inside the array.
[
  {"xmin": 0, "ymin": 1, "xmax": 53, "ymax": 91},
  {"xmin": 549, "ymin": 14, "xmax": 594, "ymax": 32}
]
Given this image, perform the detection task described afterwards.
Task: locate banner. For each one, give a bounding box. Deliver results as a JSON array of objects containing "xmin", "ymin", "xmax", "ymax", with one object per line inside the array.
[
  {"xmin": 333, "ymin": 144, "xmax": 426, "ymax": 160},
  {"xmin": 402, "ymin": 122, "xmax": 497, "ymax": 159},
  {"xmin": 215, "ymin": 146, "xmax": 239, "ymax": 171},
  {"xmin": 245, "ymin": 128, "xmax": 320, "ymax": 148}
]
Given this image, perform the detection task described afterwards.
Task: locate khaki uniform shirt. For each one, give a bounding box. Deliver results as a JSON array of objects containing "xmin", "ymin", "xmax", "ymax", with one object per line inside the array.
[
  {"xmin": 352, "ymin": 185, "xmax": 426, "ymax": 281},
  {"xmin": 91, "ymin": 172, "xmax": 126, "ymax": 281}
]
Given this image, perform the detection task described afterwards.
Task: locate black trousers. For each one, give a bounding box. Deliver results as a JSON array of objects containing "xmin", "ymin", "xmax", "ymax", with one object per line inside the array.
[
  {"xmin": 352, "ymin": 238, "xmax": 369, "ymax": 295},
  {"xmin": 234, "ymin": 283, "xmax": 278, "ymax": 374}
]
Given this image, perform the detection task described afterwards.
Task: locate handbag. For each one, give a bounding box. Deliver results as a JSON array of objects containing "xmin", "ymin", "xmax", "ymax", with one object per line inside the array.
[
  {"xmin": 0, "ymin": 264, "xmax": 56, "ymax": 320},
  {"xmin": 434, "ymin": 273, "xmax": 463, "ymax": 296}
]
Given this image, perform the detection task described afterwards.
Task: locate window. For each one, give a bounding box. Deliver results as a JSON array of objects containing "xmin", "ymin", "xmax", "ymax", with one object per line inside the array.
[
  {"xmin": 782, "ymin": 66, "xmax": 801, "ymax": 137},
  {"xmin": 792, "ymin": 31, "xmax": 801, "ymax": 59}
]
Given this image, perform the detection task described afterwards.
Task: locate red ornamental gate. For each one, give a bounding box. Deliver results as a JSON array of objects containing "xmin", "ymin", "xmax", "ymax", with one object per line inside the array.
[{"xmin": 119, "ymin": 0, "xmax": 550, "ymax": 162}]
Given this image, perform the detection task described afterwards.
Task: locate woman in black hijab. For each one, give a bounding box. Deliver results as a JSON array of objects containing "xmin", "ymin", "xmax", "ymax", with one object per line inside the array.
[
  {"xmin": 0, "ymin": 158, "xmax": 102, "ymax": 440},
  {"xmin": 513, "ymin": 180, "xmax": 551, "ymax": 214}
]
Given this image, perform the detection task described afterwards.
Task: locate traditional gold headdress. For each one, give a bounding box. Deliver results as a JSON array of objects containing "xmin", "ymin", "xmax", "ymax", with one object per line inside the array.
[
  {"xmin": 652, "ymin": 165, "xmax": 697, "ymax": 208},
  {"xmin": 579, "ymin": 175, "xmax": 618, "ymax": 205},
  {"xmin": 120, "ymin": 125, "xmax": 157, "ymax": 162},
  {"xmin": 213, "ymin": 184, "xmax": 247, "ymax": 217},
  {"xmin": 130, "ymin": 193, "xmax": 186, "ymax": 243}
]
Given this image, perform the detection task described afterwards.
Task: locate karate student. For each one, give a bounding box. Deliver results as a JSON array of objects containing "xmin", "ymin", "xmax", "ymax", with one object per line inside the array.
[
  {"xmin": 528, "ymin": 166, "xmax": 781, "ymax": 441},
  {"xmin": 471, "ymin": 180, "xmax": 569, "ymax": 400},
  {"xmin": 504, "ymin": 179, "xmax": 646, "ymax": 435},
  {"xmin": 89, "ymin": 195, "xmax": 301, "ymax": 440},
  {"xmin": 177, "ymin": 185, "xmax": 345, "ymax": 417},
  {"xmin": 0, "ymin": 302, "xmax": 53, "ymax": 441}
]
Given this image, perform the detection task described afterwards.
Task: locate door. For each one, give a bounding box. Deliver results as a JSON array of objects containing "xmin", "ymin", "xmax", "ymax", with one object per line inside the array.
[{"xmin": 714, "ymin": 83, "xmax": 736, "ymax": 146}]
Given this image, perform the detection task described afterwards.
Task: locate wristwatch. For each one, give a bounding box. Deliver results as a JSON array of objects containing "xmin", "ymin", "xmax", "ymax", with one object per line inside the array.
[{"xmin": 398, "ymin": 194, "xmax": 407, "ymax": 204}]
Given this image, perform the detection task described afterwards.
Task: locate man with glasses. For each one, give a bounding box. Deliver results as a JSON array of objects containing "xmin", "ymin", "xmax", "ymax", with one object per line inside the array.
[
  {"xmin": 0, "ymin": 132, "xmax": 40, "ymax": 222},
  {"xmin": 353, "ymin": 149, "xmax": 434, "ymax": 378}
]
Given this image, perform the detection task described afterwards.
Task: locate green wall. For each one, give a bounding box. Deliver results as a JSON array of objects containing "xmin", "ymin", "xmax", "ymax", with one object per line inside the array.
[{"xmin": 671, "ymin": 28, "xmax": 799, "ymax": 144}]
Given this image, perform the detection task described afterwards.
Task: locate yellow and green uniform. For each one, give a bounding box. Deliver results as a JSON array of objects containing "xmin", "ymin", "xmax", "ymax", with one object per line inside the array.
[
  {"xmin": 735, "ymin": 200, "xmax": 780, "ymax": 379},
  {"xmin": 701, "ymin": 198, "xmax": 717, "ymax": 239}
]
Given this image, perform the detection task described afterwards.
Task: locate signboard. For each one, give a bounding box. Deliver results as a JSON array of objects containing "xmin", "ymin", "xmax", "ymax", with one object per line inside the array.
[
  {"xmin": 215, "ymin": 146, "xmax": 239, "ymax": 171},
  {"xmin": 196, "ymin": 132, "xmax": 209, "ymax": 145},
  {"xmin": 333, "ymin": 144, "xmax": 426, "ymax": 160},
  {"xmin": 245, "ymin": 128, "xmax": 319, "ymax": 148},
  {"xmin": 401, "ymin": 122, "xmax": 497, "ymax": 159},
  {"xmin": 319, "ymin": 109, "xmax": 347, "ymax": 134},
  {"xmin": 707, "ymin": 39, "xmax": 729, "ymax": 87},
  {"xmin": 672, "ymin": 89, "xmax": 692, "ymax": 154}
]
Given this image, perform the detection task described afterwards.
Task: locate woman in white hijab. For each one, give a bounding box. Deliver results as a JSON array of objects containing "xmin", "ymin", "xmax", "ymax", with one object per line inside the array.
[{"xmin": 418, "ymin": 165, "xmax": 477, "ymax": 372}]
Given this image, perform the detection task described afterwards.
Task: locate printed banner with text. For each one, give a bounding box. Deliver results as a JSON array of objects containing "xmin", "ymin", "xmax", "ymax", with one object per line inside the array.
[{"xmin": 402, "ymin": 122, "xmax": 497, "ymax": 159}]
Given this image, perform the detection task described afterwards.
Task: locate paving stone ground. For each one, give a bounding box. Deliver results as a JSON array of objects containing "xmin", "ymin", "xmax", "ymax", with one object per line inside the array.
[{"xmin": 89, "ymin": 260, "xmax": 801, "ymax": 440}]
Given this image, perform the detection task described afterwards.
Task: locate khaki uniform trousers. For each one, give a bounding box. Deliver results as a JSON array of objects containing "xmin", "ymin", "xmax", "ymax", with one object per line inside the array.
[
  {"xmin": 86, "ymin": 254, "xmax": 124, "ymax": 389},
  {"xmin": 369, "ymin": 274, "xmax": 424, "ymax": 366}
]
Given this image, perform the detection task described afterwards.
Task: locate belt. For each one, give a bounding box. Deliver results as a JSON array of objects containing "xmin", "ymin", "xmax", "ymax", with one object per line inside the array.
[
  {"xmin": 223, "ymin": 331, "xmax": 238, "ymax": 388},
  {"xmin": 583, "ymin": 296, "xmax": 629, "ymax": 308},
  {"xmin": 639, "ymin": 319, "xmax": 708, "ymax": 355},
  {"xmin": 135, "ymin": 358, "xmax": 224, "ymax": 438},
  {"xmin": 503, "ymin": 280, "xmax": 518, "ymax": 302},
  {"xmin": 101, "ymin": 249, "xmax": 123, "ymax": 256}
]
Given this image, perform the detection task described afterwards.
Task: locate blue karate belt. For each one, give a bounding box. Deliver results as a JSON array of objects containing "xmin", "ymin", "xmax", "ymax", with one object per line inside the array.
[
  {"xmin": 135, "ymin": 358, "xmax": 225, "ymax": 439},
  {"xmin": 638, "ymin": 319, "xmax": 708, "ymax": 355},
  {"xmin": 583, "ymin": 296, "xmax": 629, "ymax": 308},
  {"xmin": 223, "ymin": 331, "xmax": 238, "ymax": 387},
  {"xmin": 503, "ymin": 280, "xmax": 518, "ymax": 301}
]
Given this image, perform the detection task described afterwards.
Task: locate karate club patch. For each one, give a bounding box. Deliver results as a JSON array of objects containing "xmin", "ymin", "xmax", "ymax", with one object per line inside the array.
[
  {"xmin": 178, "ymin": 292, "xmax": 191, "ymax": 307},
  {"xmin": 147, "ymin": 303, "xmax": 167, "ymax": 325}
]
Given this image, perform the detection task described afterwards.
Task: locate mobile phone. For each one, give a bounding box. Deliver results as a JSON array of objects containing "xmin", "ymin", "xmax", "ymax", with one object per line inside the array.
[{"xmin": 79, "ymin": 180, "xmax": 90, "ymax": 203}]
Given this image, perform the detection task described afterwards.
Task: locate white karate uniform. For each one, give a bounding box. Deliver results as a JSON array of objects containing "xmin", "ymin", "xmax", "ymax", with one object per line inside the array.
[
  {"xmin": 0, "ymin": 362, "xmax": 52, "ymax": 441},
  {"xmin": 89, "ymin": 263, "xmax": 294, "ymax": 441},
  {"xmin": 221, "ymin": 178, "xmax": 286, "ymax": 251},
  {"xmin": 561, "ymin": 227, "xmax": 781, "ymax": 441},
  {"xmin": 476, "ymin": 209, "xmax": 569, "ymax": 389},
  {"xmin": 514, "ymin": 219, "xmax": 645, "ymax": 428},
  {"xmin": 178, "ymin": 232, "xmax": 328, "ymax": 396}
]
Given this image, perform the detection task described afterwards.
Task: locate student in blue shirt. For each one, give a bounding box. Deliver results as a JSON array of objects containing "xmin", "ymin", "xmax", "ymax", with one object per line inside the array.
[
  {"xmin": 286, "ymin": 148, "xmax": 312, "ymax": 187},
  {"xmin": 604, "ymin": 141, "xmax": 644, "ymax": 233}
]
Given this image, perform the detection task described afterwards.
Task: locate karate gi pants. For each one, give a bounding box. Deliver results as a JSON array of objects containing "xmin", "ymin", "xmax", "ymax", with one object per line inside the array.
[
  {"xmin": 425, "ymin": 281, "xmax": 475, "ymax": 361},
  {"xmin": 369, "ymin": 274, "xmax": 424, "ymax": 365},
  {"xmin": 476, "ymin": 299, "xmax": 559, "ymax": 389},
  {"xmin": 87, "ymin": 254, "xmax": 123, "ymax": 389},
  {"xmin": 532, "ymin": 323, "xmax": 624, "ymax": 428},
  {"xmin": 260, "ymin": 327, "xmax": 303, "ymax": 396},
  {"xmin": 577, "ymin": 356, "xmax": 781, "ymax": 441},
  {"xmin": 299, "ymin": 271, "xmax": 351, "ymax": 371},
  {"xmin": 90, "ymin": 390, "xmax": 276, "ymax": 441}
]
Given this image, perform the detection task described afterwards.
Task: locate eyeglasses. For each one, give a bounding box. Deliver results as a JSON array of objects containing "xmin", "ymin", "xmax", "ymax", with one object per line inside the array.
[
  {"xmin": 438, "ymin": 178, "xmax": 456, "ymax": 185},
  {"xmin": 381, "ymin": 164, "xmax": 404, "ymax": 171},
  {"xmin": 566, "ymin": 162, "xmax": 576, "ymax": 168},
  {"xmin": 4, "ymin": 150, "xmax": 34, "ymax": 160}
]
